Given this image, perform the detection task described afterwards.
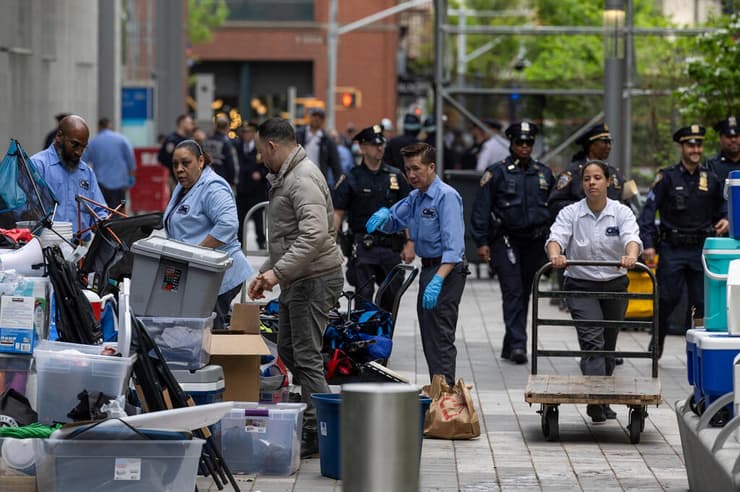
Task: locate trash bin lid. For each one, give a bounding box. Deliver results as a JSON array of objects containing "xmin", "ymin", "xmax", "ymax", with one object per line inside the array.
[{"xmin": 132, "ymin": 236, "xmax": 233, "ymax": 272}]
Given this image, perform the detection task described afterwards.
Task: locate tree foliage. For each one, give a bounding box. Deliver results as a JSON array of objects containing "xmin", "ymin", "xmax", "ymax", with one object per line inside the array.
[
  {"xmin": 188, "ymin": 0, "xmax": 229, "ymax": 45},
  {"xmin": 676, "ymin": 14, "xmax": 739, "ymax": 125}
]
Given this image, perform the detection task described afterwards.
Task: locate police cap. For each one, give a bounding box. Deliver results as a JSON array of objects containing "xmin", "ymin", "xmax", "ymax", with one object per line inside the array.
[
  {"xmin": 309, "ymin": 107, "xmax": 326, "ymax": 118},
  {"xmin": 713, "ymin": 116, "xmax": 738, "ymax": 137},
  {"xmin": 505, "ymin": 121, "xmax": 539, "ymax": 142},
  {"xmin": 403, "ymin": 113, "xmax": 421, "ymax": 132},
  {"xmin": 673, "ymin": 124, "xmax": 706, "ymax": 144},
  {"xmin": 575, "ymin": 123, "xmax": 612, "ymax": 147},
  {"xmin": 354, "ymin": 125, "xmax": 386, "ymax": 145}
]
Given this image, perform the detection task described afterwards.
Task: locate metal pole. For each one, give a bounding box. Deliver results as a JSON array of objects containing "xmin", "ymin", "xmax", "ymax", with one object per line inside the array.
[
  {"xmin": 623, "ymin": 0, "xmax": 634, "ymax": 178},
  {"xmin": 341, "ymin": 384, "xmax": 420, "ymax": 492},
  {"xmin": 604, "ymin": 0, "xmax": 626, "ymax": 175},
  {"xmin": 434, "ymin": 0, "xmax": 446, "ymax": 173},
  {"xmin": 287, "ymin": 86, "xmax": 297, "ymax": 127},
  {"xmin": 327, "ymin": 0, "xmax": 338, "ymax": 132}
]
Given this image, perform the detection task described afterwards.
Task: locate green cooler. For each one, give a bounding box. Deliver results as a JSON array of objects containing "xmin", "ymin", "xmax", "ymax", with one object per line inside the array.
[{"xmin": 703, "ymin": 237, "xmax": 740, "ymax": 331}]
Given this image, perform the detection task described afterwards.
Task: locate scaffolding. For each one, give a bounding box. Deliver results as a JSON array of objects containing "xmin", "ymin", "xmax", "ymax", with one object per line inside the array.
[{"xmin": 431, "ymin": 0, "xmax": 723, "ymax": 177}]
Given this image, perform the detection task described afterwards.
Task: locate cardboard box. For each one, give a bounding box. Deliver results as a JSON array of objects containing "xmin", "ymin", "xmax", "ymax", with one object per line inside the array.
[
  {"xmin": 210, "ymin": 303, "xmax": 270, "ymax": 402},
  {"xmin": 0, "ymin": 276, "xmax": 49, "ymax": 354}
]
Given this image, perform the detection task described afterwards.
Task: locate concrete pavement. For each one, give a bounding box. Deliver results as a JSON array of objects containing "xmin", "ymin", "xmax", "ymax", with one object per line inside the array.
[{"xmin": 200, "ymin": 267, "xmax": 691, "ymax": 491}]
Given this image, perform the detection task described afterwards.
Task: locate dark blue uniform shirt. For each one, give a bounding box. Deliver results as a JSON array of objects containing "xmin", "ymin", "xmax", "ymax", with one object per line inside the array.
[
  {"xmin": 333, "ymin": 162, "xmax": 411, "ymax": 234},
  {"xmin": 638, "ymin": 162, "xmax": 726, "ymax": 249},
  {"xmin": 470, "ymin": 156, "xmax": 554, "ymax": 246},
  {"xmin": 548, "ymin": 159, "xmax": 624, "ymax": 217}
]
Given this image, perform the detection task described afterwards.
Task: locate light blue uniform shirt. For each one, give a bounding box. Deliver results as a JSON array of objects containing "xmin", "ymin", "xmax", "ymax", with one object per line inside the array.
[
  {"xmin": 164, "ymin": 166, "xmax": 253, "ymax": 294},
  {"xmin": 30, "ymin": 144, "xmax": 109, "ymax": 237},
  {"xmin": 383, "ymin": 175, "xmax": 465, "ymax": 264},
  {"xmin": 547, "ymin": 198, "xmax": 643, "ymax": 281},
  {"xmin": 83, "ymin": 129, "xmax": 135, "ymax": 190}
]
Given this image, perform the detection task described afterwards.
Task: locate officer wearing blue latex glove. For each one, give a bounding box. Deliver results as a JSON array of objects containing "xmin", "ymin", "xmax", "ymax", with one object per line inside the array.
[
  {"xmin": 365, "ymin": 207, "xmax": 391, "ymax": 233},
  {"xmin": 376, "ymin": 142, "xmax": 466, "ymax": 387},
  {"xmin": 423, "ymin": 274, "xmax": 444, "ymax": 309}
]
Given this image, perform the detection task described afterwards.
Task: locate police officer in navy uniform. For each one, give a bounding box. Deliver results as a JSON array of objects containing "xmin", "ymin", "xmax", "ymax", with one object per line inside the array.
[
  {"xmin": 548, "ymin": 123, "xmax": 624, "ymax": 216},
  {"xmin": 470, "ymin": 121, "xmax": 555, "ymax": 364},
  {"xmin": 638, "ymin": 125, "xmax": 729, "ymax": 358},
  {"xmin": 706, "ymin": 116, "xmax": 740, "ymax": 184},
  {"xmin": 333, "ymin": 125, "xmax": 414, "ymax": 311}
]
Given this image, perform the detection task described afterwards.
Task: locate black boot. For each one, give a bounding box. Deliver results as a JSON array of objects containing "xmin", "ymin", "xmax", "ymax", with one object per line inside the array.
[{"xmin": 301, "ymin": 426, "xmax": 319, "ymax": 459}]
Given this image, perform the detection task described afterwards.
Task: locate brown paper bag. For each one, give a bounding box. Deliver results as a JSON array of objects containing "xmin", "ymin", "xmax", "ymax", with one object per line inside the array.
[{"xmin": 422, "ymin": 375, "xmax": 480, "ymax": 439}]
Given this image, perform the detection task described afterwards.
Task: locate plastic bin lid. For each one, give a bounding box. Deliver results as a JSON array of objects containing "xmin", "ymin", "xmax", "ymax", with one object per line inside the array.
[
  {"xmin": 131, "ymin": 236, "xmax": 233, "ymax": 271},
  {"xmin": 703, "ymin": 237, "xmax": 740, "ymax": 252},
  {"xmin": 697, "ymin": 334, "xmax": 740, "ymax": 349},
  {"xmin": 172, "ymin": 365, "xmax": 224, "ymax": 384}
]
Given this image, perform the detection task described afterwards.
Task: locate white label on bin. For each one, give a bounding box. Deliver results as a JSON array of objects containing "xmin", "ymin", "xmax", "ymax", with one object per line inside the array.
[
  {"xmin": 114, "ymin": 458, "xmax": 141, "ymax": 480},
  {"xmin": 244, "ymin": 418, "xmax": 268, "ymax": 433},
  {"xmin": 320, "ymin": 421, "xmax": 327, "ymax": 437}
]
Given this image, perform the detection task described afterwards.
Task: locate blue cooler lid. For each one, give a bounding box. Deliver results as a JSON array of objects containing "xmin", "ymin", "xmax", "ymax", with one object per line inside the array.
[{"xmin": 729, "ymin": 170, "xmax": 740, "ymax": 180}]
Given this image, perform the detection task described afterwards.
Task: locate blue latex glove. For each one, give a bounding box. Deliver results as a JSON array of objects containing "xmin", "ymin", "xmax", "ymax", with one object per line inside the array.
[
  {"xmin": 366, "ymin": 207, "xmax": 391, "ymax": 233},
  {"xmin": 423, "ymin": 274, "xmax": 444, "ymax": 309},
  {"xmin": 128, "ymin": 175, "xmax": 136, "ymax": 187}
]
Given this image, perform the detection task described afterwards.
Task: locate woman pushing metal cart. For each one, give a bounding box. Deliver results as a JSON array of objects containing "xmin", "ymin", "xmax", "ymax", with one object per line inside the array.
[
  {"xmin": 525, "ymin": 260, "xmax": 660, "ymax": 444},
  {"xmin": 526, "ymin": 160, "xmax": 660, "ymax": 443}
]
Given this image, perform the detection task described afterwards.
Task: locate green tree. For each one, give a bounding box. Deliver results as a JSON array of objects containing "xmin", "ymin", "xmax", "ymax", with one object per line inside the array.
[
  {"xmin": 188, "ymin": 0, "xmax": 229, "ymax": 45},
  {"xmin": 676, "ymin": 13, "xmax": 739, "ymax": 125}
]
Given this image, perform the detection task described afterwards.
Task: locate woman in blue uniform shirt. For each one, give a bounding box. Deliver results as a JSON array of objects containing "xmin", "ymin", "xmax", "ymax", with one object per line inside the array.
[
  {"xmin": 546, "ymin": 160, "xmax": 642, "ymax": 423},
  {"xmin": 163, "ymin": 140, "xmax": 253, "ymax": 329}
]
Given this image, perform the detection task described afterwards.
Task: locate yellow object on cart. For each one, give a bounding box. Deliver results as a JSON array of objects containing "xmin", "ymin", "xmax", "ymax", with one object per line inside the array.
[{"xmin": 626, "ymin": 259, "xmax": 656, "ymax": 319}]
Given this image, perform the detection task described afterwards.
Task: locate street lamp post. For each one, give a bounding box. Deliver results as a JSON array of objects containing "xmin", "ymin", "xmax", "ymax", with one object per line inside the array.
[{"xmin": 604, "ymin": 0, "xmax": 626, "ymax": 176}]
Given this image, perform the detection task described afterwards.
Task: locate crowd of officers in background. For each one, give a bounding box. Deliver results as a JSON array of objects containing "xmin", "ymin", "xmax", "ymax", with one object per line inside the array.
[{"xmin": 157, "ymin": 110, "xmax": 740, "ymax": 367}]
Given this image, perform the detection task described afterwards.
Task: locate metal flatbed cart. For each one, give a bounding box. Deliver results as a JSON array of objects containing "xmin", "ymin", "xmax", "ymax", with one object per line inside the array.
[{"xmin": 524, "ymin": 261, "xmax": 661, "ymax": 444}]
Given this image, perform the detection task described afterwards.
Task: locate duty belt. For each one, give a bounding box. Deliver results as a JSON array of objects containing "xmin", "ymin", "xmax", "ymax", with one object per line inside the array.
[
  {"xmin": 660, "ymin": 227, "xmax": 714, "ymax": 247},
  {"xmin": 359, "ymin": 233, "xmax": 406, "ymax": 250}
]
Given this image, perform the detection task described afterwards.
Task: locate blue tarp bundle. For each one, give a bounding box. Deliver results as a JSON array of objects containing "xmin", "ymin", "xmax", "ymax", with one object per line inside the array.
[{"xmin": 0, "ymin": 139, "xmax": 57, "ymax": 230}]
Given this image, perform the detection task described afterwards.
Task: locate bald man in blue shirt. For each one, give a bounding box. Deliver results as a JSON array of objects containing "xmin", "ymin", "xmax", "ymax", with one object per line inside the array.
[
  {"xmin": 367, "ymin": 142, "xmax": 467, "ymax": 386},
  {"xmin": 31, "ymin": 115, "xmax": 108, "ymax": 240}
]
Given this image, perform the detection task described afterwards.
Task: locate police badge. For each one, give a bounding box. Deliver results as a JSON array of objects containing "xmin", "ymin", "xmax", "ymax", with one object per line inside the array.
[{"xmin": 555, "ymin": 172, "xmax": 572, "ymax": 190}]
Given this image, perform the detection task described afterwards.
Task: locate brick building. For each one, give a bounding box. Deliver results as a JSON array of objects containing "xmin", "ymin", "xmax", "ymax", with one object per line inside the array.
[{"xmin": 190, "ymin": 0, "xmax": 400, "ymax": 134}]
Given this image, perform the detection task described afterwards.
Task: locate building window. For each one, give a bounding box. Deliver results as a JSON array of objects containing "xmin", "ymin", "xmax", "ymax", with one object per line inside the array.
[{"xmin": 225, "ymin": 0, "xmax": 314, "ymax": 22}]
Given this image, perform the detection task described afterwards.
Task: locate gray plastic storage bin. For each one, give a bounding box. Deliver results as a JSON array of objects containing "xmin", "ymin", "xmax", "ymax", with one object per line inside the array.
[
  {"xmin": 130, "ymin": 236, "xmax": 233, "ymax": 317},
  {"xmin": 33, "ymin": 340, "xmax": 136, "ymax": 425},
  {"xmin": 138, "ymin": 313, "xmax": 215, "ymax": 370},
  {"xmin": 35, "ymin": 438, "xmax": 203, "ymax": 492},
  {"xmin": 221, "ymin": 402, "xmax": 306, "ymax": 476}
]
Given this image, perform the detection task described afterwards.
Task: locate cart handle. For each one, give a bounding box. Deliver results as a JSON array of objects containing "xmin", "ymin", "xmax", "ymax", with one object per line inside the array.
[{"xmin": 701, "ymin": 254, "xmax": 728, "ymax": 281}]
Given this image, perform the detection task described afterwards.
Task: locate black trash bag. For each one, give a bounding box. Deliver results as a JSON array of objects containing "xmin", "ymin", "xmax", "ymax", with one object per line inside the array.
[
  {"xmin": 66, "ymin": 390, "xmax": 135, "ymax": 422},
  {"xmin": 0, "ymin": 388, "xmax": 38, "ymax": 427}
]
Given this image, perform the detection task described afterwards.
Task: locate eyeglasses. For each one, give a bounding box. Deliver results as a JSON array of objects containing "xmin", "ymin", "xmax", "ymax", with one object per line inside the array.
[
  {"xmin": 62, "ymin": 135, "xmax": 87, "ymax": 151},
  {"xmin": 514, "ymin": 139, "xmax": 534, "ymax": 146}
]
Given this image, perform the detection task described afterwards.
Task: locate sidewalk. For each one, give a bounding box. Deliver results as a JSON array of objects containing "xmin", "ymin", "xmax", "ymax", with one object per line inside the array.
[{"xmin": 200, "ymin": 267, "xmax": 691, "ymax": 491}]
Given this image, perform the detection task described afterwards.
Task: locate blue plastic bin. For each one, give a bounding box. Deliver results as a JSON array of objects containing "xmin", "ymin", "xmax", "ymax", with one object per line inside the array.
[
  {"xmin": 311, "ymin": 393, "xmax": 431, "ymax": 480},
  {"xmin": 686, "ymin": 329, "xmax": 710, "ymax": 406},
  {"xmin": 702, "ymin": 237, "xmax": 740, "ymax": 330},
  {"xmin": 697, "ymin": 334, "xmax": 740, "ymax": 412},
  {"xmin": 728, "ymin": 170, "xmax": 740, "ymax": 239}
]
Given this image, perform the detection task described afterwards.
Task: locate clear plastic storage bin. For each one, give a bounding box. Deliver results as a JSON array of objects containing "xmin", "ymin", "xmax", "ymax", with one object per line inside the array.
[
  {"xmin": 35, "ymin": 438, "xmax": 203, "ymax": 492},
  {"xmin": 138, "ymin": 313, "xmax": 214, "ymax": 370},
  {"xmin": 0, "ymin": 354, "xmax": 31, "ymax": 397},
  {"xmin": 221, "ymin": 402, "xmax": 306, "ymax": 476},
  {"xmin": 33, "ymin": 340, "xmax": 136, "ymax": 425}
]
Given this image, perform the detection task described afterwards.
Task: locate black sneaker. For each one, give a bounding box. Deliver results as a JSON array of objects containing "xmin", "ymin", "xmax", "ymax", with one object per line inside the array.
[
  {"xmin": 603, "ymin": 405, "xmax": 617, "ymax": 419},
  {"xmin": 587, "ymin": 404, "xmax": 606, "ymax": 423}
]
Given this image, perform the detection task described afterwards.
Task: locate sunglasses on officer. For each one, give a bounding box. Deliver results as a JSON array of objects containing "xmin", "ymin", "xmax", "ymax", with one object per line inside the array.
[{"xmin": 513, "ymin": 138, "xmax": 534, "ymax": 146}]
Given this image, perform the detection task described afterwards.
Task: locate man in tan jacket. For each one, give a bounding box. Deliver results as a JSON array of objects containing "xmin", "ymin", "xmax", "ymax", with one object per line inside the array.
[{"xmin": 249, "ymin": 117, "xmax": 344, "ymax": 458}]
